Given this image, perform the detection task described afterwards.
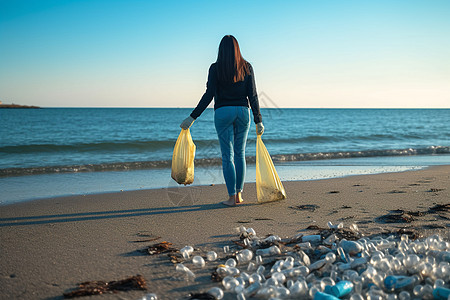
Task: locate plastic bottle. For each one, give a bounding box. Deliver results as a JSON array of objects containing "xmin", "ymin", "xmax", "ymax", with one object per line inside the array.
[
  {"xmin": 236, "ymin": 249, "xmax": 253, "ymax": 264},
  {"xmin": 314, "ymin": 291, "xmax": 340, "ymax": 300},
  {"xmin": 327, "ymin": 221, "xmax": 343, "ymax": 229},
  {"xmin": 247, "ymin": 262, "xmax": 256, "ymax": 272},
  {"xmin": 244, "ymin": 281, "xmax": 261, "ymax": 296},
  {"xmin": 263, "ymin": 235, "xmax": 281, "ymax": 243},
  {"xmin": 255, "ymin": 245, "xmax": 281, "ymax": 256},
  {"xmin": 302, "ymin": 235, "xmax": 321, "ymax": 243},
  {"xmin": 275, "ymin": 286, "xmax": 290, "ymax": 297},
  {"xmin": 309, "ymin": 259, "xmax": 327, "ymax": 271},
  {"xmin": 222, "ymin": 276, "xmax": 239, "ymax": 291},
  {"xmin": 289, "ymin": 280, "xmax": 308, "ymax": 296},
  {"xmin": 180, "ymin": 246, "xmax": 194, "ymax": 259},
  {"xmin": 207, "ymin": 287, "xmax": 224, "ymax": 300},
  {"xmin": 340, "ymin": 240, "xmax": 363, "ymax": 255},
  {"xmin": 384, "ymin": 275, "xmax": 415, "ymax": 291},
  {"xmin": 225, "ymin": 258, "xmax": 237, "ymax": 267},
  {"xmin": 398, "ymin": 290, "xmax": 411, "ymax": 300},
  {"xmin": 350, "ymin": 257, "xmax": 367, "ymax": 268},
  {"xmin": 206, "ymin": 251, "xmax": 218, "ymax": 261},
  {"xmin": 296, "ymin": 242, "xmax": 312, "ymax": 250},
  {"xmin": 175, "ymin": 263, "xmax": 195, "ymax": 280},
  {"xmin": 271, "ymin": 272, "xmax": 286, "ymax": 284},
  {"xmin": 192, "ymin": 255, "xmax": 205, "ymax": 268},
  {"xmin": 324, "ymin": 280, "xmax": 354, "ymax": 297},
  {"xmin": 246, "ymin": 227, "xmax": 256, "ymax": 236},
  {"xmin": 432, "ymin": 287, "xmax": 450, "ymax": 300},
  {"xmin": 142, "ymin": 293, "xmax": 158, "ymax": 300}
]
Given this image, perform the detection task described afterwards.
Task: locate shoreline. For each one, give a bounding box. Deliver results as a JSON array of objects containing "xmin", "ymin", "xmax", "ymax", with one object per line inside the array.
[
  {"xmin": 1, "ymin": 155, "xmax": 449, "ymax": 206},
  {"xmin": 1, "ymin": 148, "xmax": 449, "ymax": 177},
  {"xmin": 1, "ymin": 165, "xmax": 449, "ymax": 299}
]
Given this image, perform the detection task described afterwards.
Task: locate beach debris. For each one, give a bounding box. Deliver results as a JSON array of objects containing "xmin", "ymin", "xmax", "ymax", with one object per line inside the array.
[
  {"xmin": 176, "ymin": 263, "xmax": 196, "ymax": 281},
  {"xmin": 63, "ymin": 275, "xmax": 147, "ymax": 298},
  {"xmin": 168, "ymin": 254, "xmax": 184, "ymax": 264},
  {"xmin": 388, "ymin": 189, "xmax": 407, "ymax": 194},
  {"xmin": 178, "ymin": 224, "xmax": 449, "ymax": 300},
  {"xmin": 180, "ymin": 246, "xmax": 195, "ymax": 259},
  {"xmin": 377, "ymin": 211, "xmax": 416, "ymax": 223},
  {"xmin": 428, "ymin": 188, "xmax": 445, "ymax": 192},
  {"xmin": 328, "ymin": 191, "xmax": 340, "ymax": 194},
  {"xmin": 145, "ymin": 241, "xmax": 178, "ymax": 255},
  {"xmin": 429, "ymin": 203, "xmax": 450, "ymax": 212},
  {"xmin": 131, "ymin": 235, "xmax": 161, "ymax": 243},
  {"xmin": 184, "ymin": 292, "xmax": 216, "ymax": 299},
  {"xmin": 289, "ymin": 204, "xmax": 320, "ymax": 212},
  {"xmin": 375, "ymin": 204, "xmax": 450, "ymax": 224},
  {"xmin": 206, "ymin": 251, "xmax": 218, "ymax": 261},
  {"xmin": 192, "ymin": 256, "xmax": 206, "ymax": 268},
  {"xmin": 141, "ymin": 293, "xmax": 158, "ymax": 300}
]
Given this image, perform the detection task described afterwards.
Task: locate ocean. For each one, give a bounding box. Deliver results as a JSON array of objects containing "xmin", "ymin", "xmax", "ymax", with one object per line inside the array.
[{"xmin": 1, "ymin": 108, "xmax": 449, "ymax": 203}]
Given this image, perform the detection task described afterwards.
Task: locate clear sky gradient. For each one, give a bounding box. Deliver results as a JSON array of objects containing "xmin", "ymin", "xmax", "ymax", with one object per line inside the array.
[{"xmin": 1, "ymin": 0, "xmax": 449, "ymax": 108}]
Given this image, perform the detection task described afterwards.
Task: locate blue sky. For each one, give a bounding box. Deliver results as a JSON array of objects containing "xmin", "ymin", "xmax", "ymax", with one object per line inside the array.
[{"xmin": 1, "ymin": 0, "xmax": 449, "ymax": 108}]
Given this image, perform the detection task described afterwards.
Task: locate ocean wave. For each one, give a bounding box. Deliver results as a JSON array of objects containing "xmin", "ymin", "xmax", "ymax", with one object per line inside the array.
[
  {"xmin": 0, "ymin": 139, "xmax": 222, "ymax": 154},
  {"xmin": 1, "ymin": 132, "xmax": 444, "ymax": 155},
  {"xmin": 1, "ymin": 146, "xmax": 448, "ymax": 177}
]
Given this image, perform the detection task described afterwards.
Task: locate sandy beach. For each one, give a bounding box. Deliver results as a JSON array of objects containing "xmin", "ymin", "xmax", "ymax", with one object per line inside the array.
[{"xmin": 1, "ymin": 165, "xmax": 449, "ymax": 300}]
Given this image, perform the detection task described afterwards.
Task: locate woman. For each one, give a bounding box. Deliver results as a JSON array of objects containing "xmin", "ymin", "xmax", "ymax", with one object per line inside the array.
[{"xmin": 180, "ymin": 35, "xmax": 264, "ymax": 206}]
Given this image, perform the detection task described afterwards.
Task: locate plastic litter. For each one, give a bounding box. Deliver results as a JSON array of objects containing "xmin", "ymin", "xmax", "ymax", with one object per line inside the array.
[
  {"xmin": 192, "ymin": 256, "xmax": 206, "ymax": 268},
  {"xmin": 172, "ymin": 223, "xmax": 449, "ymax": 300},
  {"xmin": 433, "ymin": 286, "xmax": 450, "ymax": 299},
  {"xmin": 324, "ymin": 280, "xmax": 353, "ymax": 297},
  {"xmin": 141, "ymin": 293, "xmax": 157, "ymax": 300}
]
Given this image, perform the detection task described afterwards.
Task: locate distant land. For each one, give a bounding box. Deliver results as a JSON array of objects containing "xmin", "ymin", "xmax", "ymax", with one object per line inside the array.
[{"xmin": 0, "ymin": 102, "xmax": 40, "ymax": 109}]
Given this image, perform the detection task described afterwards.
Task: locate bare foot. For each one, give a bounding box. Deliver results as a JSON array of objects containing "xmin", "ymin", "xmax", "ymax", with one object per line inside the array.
[
  {"xmin": 221, "ymin": 195, "xmax": 237, "ymax": 207},
  {"xmin": 236, "ymin": 192, "xmax": 244, "ymax": 204}
]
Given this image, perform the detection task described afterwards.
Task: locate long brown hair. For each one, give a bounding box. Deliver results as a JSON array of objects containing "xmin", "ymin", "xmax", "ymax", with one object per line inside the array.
[{"xmin": 216, "ymin": 35, "xmax": 250, "ymax": 84}]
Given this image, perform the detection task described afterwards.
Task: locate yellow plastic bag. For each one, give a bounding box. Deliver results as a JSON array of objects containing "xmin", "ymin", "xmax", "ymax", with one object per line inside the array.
[
  {"xmin": 256, "ymin": 135, "xmax": 286, "ymax": 203},
  {"xmin": 171, "ymin": 129, "xmax": 196, "ymax": 185}
]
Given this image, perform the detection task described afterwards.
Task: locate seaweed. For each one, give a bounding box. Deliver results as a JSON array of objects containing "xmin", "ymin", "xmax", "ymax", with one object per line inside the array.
[
  {"xmin": 429, "ymin": 203, "xmax": 450, "ymax": 212},
  {"xmin": 63, "ymin": 275, "xmax": 147, "ymax": 298},
  {"xmin": 145, "ymin": 241, "xmax": 178, "ymax": 255},
  {"xmin": 289, "ymin": 204, "xmax": 320, "ymax": 212}
]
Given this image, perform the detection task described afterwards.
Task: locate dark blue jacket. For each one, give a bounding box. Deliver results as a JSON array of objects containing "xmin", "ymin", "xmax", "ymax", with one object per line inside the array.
[{"xmin": 190, "ymin": 62, "xmax": 262, "ymax": 124}]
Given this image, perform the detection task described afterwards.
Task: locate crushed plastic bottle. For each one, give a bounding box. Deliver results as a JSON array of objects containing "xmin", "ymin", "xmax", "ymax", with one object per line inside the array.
[
  {"xmin": 302, "ymin": 235, "xmax": 321, "ymax": 243},
  {"xmin": 207, "ymin": 287, "xmax": 224, "ymax": 299},
  {"xmin": 141, "ymin": 293, "xmax": 158, "ymax": 300},
  {"xmin": 255, "ymin": 245, "xmax": 281, "ymax": 256},
  {"xmin": 180, "ymin": 246, "xmax": 194, "ymax": 259},
  {"xmin": 175, "ymin": 263, "xmax": 195, "ymax": 281},
  {"xmin": 192, "ymin": 255, "xmax": 205, "ymax": 268},
  {"xmin": 206, "ymin": 251, "xmax": 218, "ymax": 261}
]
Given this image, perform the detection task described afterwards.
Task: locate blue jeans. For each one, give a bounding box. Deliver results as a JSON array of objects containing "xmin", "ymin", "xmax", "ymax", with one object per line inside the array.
[{"xmin": 214, "ymin": 106, "xmax": 251, "ymax": 196}]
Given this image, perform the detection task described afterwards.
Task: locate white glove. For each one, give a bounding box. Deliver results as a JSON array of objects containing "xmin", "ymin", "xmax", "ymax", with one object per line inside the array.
[
  {"xmin": 180, "ymin": 116, "xmax": 195, "ymax": 129},
  {"xmin": 256, "ymin": 122, "xmax": 264, "ymax": 135}
]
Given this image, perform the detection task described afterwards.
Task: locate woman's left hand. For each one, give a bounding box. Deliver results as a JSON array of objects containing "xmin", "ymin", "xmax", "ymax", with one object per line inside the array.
[{"xmin": 180, "ymin": 116, "xmax": 195, "ymax": 129}]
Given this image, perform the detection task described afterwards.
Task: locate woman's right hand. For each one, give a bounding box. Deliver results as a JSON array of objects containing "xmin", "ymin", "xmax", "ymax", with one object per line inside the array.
[
  {"xmin": 180, "ymin": 116, "xmax": 195, "ymax": 129},
  {"xmin": 256, "ymin": 122, "xmax": 264, "ymax": 135}
]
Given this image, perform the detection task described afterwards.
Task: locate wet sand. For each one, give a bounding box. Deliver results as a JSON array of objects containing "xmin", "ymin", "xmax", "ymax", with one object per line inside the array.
[{"xmin": 0, "ymin": 165, "xmax": 449, "ymax": 299}]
